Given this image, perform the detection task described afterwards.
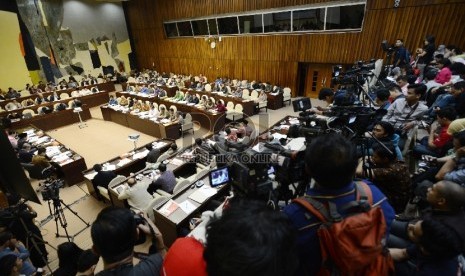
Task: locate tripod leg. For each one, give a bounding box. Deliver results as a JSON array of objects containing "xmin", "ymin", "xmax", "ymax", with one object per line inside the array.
[
  {"xmin": 59, "ymin": 200, "xmax": 90, "ymax": 226},
  {"xmin": 53, "ymin": 201, "xmax": 71, "ymax": 241}
]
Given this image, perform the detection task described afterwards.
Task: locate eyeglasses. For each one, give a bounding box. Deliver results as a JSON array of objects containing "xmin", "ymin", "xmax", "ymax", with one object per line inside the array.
[{"xmin": 373, "ymin": 128, "xmax": 383, "ymax": 132}]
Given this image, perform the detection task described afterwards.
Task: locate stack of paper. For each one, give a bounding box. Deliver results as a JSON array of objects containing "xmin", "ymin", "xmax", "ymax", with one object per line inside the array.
[{"xmin": 188, "ymin": 186, "xmax": 217, "ymax": 204}]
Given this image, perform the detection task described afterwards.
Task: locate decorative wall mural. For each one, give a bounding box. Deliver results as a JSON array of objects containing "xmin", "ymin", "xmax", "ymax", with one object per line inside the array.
[{"xmin": 0, "ymin": 0, "xmax": 133, "ymax": 88}]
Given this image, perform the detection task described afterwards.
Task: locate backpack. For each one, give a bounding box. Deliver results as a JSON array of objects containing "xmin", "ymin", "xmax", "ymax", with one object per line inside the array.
[{"xmin": 293, "ymin": 181, "xmax": 394, "ymax": 276}]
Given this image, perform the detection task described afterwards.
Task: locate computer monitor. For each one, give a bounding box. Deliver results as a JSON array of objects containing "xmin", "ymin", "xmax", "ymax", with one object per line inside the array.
[
  {"xmin": 292, "ymin": 97, "xmax": 312, "ymax": 112},
  {"xmin": 267, "ymin": 165, "xmax": 275, "ymax": 175},
  {"xmin": 209, "ymin": 166, "xmax": 230, "ymax": 187}
]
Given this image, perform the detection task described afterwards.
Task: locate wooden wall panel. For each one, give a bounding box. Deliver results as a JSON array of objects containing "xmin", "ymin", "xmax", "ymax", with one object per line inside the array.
[{"xmin": 125, "ymin": 0, "xmax": 465, "ymax": 95}]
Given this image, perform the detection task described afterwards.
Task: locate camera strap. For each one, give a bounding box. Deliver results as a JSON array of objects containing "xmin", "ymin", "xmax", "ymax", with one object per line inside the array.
[{"xmin": 403, "ymin": 102, "xmax": 419, "ymax": 122}]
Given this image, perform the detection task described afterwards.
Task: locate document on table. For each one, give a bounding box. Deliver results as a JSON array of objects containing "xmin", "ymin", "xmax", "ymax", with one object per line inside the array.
[
  {"xmin": 116, "ymin": 158, "xmax": 131, "ymax": 167},
  {"xmin": 84, "ymin": 171, "xmax": 98, "ymax": 180},
  {"xmin": 153, "ymin": 141, "xmax": 168, "ymax": 149},
  {"xmin": 188, "ymin": 186, "xmax": 217, "ymax": 204},
  {"xmin": 170, "ymin": 158, "xmax": 184, "ymax": 166},
  {"xmin": 178, "ymin": 200, "xmax": 196, "ymax": 215},
  {"xmin": 272, "ymin": 133, "xmax": 287, "ymax": 140},
  {"xmin": 133, "ymin": 149, "xmax": 149, "ymax": 159},
  {"xmin": 103, "ymin": 164, "xmax": 116, "ymax": 171},
  {"xmin": 159, "ymin": 199, "xmax": 179, "ymax": 217}
]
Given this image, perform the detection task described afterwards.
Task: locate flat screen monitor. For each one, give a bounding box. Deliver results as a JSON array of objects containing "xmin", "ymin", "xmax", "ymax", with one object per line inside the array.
[
  {"xmin": 292, "ymin": 97, "xmax": 312, "ymax": 112},
  {"xmin": 209, "ymin": 166, "xmax": 230, "ymax": 187},
  {"xmin": 267, "ymin": 165, "xmax": 275, "ymax": 175}
]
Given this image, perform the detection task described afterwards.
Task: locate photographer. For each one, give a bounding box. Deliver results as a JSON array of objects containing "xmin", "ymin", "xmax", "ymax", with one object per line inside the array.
[
  {"xmin": 91, "ymin": 206, "xmax": 166, "ymax": 275},
  {"xmin": 308, "ymin": 88, "xmax": 334, "ymax": 115}
]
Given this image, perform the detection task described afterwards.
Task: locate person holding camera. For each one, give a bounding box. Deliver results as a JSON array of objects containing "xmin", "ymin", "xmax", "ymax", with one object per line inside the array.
[{"xmin": 91, "ymin": 207, "xmax": 166, "ymax": 275}]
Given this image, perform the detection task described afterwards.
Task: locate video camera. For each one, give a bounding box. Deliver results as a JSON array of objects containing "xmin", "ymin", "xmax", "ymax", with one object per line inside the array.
[
  {"xmin": 40, "ymin": 178, "xmax": 65, "ymax": 201},
  {"xmin": 331, "ymin": 60, "xmax": 376, "ymax": 86}
]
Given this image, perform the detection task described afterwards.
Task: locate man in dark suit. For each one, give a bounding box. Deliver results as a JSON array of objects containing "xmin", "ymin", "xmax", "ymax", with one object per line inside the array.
[{"xmin": 92, "ymin": 164, "xmax": 117, "ymax": 190}]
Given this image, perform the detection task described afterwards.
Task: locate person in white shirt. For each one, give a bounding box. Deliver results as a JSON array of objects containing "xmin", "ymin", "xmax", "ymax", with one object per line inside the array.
[{"xmin": 118, "ymin": 177, "xmax": 153, "ymax": 211}]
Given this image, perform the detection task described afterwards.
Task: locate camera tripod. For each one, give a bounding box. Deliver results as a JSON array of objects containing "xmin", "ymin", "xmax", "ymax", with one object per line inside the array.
[
  {"xmin": 46, "ymin": 195, "xmax": 90, "ymax": 242},
  {"xmin": 17, "ymin": 215, "xmax": 55, "ymax": 273}
]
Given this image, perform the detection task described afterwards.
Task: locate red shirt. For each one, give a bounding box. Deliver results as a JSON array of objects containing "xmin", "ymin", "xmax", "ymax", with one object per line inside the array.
[
  {"xmin": 215, "ymin": 103, "xmax": 227, "ymax": 112},
  {"xmin": 433, "ymin": 124, "xmax": 452, "ymax": 148}
]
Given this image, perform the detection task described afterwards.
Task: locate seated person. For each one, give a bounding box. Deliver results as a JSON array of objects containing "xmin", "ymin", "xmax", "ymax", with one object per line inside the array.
[
  {"xmin": 91, "ymin": 164, "xmax": 117, "ymax": 190},
  {"xmin": 149, "ymin": 103, "xmax": 159, "ymax": 117},
  {"xmin": 142, "ymin": 101, "xmax": 152, "ymax": 112},
  {"xmin": 388, "ymin": 180, "xmax": 465, "ymax": 249},
  {"xmin": 375, "ymin": 88, "xmax": 391, "ymax": 110},
  {"xmin": 426, "ymin": 82, "xmax": 464, "ymax": 118},
  {"xmin": 175, "ymin": 92, "xmax": 185, "ymax": 101},
  {"xmin": 205, "ymin": 98, "xmax": 215, "ymax": 110},
  {"xmin": 70, "ymin": 99, "xmax": 82, "ymax": 109},
  {"xmin": 108, "ymin": 95, "xmax": 118, "ymax": 105},
  {"xmin": 356, "ymin": 143, "xmax": 411, "ymax": 213},
  {"xmin": 309, "ymin": 88, "xmax": 334, "ymax": 115},
  {"xmin": 189, "ymin": 94, "xmax": 200, "ymax": 104},
  {"xmin": 240, "ymin": 120, "xmax": 254, "ymax": 137},
  {"xmin": 158, "ymin": 89, "xmax": 167, "ymax": 98},
  {"xmin": 215, "ymin": 100, "xmax": 227, "ymax": 112},
  {"xmin": 389, "ymin": 218, "xmax": 462, "ymax": 275},
  {"xmin": 32, "ymin": 147, "xmax": 51, "ymax": 170},
  {"xmin": 232, "ymin": 87, "xmax": 243, "ymax": 98},
  {"xmin": 413, "ymin": 107, "xmax": 455, "ymax": 158},
  {"xmin": 256, "ymin": 91, "xmax": 267, "ymax": 103},
  {"xmin": 55, "ymin": 102, "xmax": 67, "ymax": 111},
  {"xmin": 225, "ymin": 127, "xmax": 237, "ymax": 142},
  {"xmin": 0, "ymin": 232, "xmax": 37, "ymax": 275},
  {"xmin": 382, "ymin": 83, "xmax": 429, "ymax": 147},
  {"xmin": 23, "ymin": 99, "xmax": 35, "ymax": 107},
  {"xmin": 183, "ymin": 93, "xmax": 192, "ymax": 103},
  {"xmin": 194, "ymin": 138, "xmax": 218, "ymax": 155},
  {"xmin": 119, "ymin": 96, "xmax": 129, "ymax": 106},
  {"xmin": 127, "ymin": 97, "xmax": 135, "ymax": 108},
  {"xmin": 195, "ymin": 82, "xmax": 204, "ymax": 91},
  {"xmin": 388, "ymin": 84, "xmax": 405, "ymax": 103},
  {"xmin": 5, "ymin": 100, "xmax": 21, "ymax": 111},
  {"xmin": 168, "ymin": 107, "xmax": 176, "ymax": 121},
  {"xmin": 435, "ymin": 130, "xmax": 465, "ymax": 184},
  {"xmin": 201, "ymin": 199, "xmax": 298, "ymax": 276},
  {"xmin": 0, "ymin": 254, "xmax": 23, "ymax": 276},
  {"xmin": 18, "ymin": 143, "xmax": 34, "ymax": 164},
  {"xmin": 173, "ymin": 111, "xmax": 183, "ymax": 124},
  {"xmin": 53, "ymin": 242, "xmax": 83, "ymax": 276},
  {"xmin": 158, "ymin": 106, "xmax": 168, "ymax": 118},
  {"xmin": 132, "ymin": 100, "xmax": 143, "ymax": 111},
  {"xmin": 146, "ymin": 144, "xmax": 161, "ymax": 165},
  {"xmin": 147, "ymin": 163, "xmax": 176, "ymax": 195},
  {"xmin": 176, "ymin": 78, "xmax": 185, "ymax": 89},
  {"xmin": 76, "ymin": 249, "xmax": 99, "ymax": 276},
  {"xmin": 118, "ymin": 177, "xmax": 153, "ymax": 211},
  {"xmin": 91, "ymin": 207, "xmax": 165, "ymax": 275},
  {"xmin": 170, "ymin": 91, "xmax": 180, "ymax": 101},
  {"xmin": 157, "ymin": 143, "xmax": 179, "ymax": 163},
  {"xmin": 198, "ymin": 95, "xmax": 208, "ymax": 108}
]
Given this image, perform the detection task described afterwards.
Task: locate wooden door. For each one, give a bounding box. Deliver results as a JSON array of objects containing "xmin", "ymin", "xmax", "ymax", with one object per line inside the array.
[{"xmin": 304, "ymin": 64, "xmax": 333, "ymax": 99}]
